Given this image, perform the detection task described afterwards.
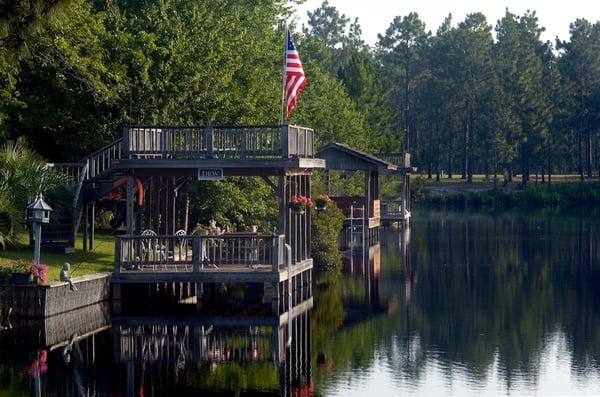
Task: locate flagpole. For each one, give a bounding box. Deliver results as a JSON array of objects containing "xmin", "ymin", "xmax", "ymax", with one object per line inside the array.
[{"xmin": 279, "ymin": 24, "xmax": 288, "ymax": 125}]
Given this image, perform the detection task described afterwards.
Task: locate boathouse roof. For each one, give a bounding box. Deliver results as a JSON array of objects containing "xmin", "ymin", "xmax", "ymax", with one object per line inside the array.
[{"xmin": 316, "ymin": 143, "xmax": 397, "ymax": 172}]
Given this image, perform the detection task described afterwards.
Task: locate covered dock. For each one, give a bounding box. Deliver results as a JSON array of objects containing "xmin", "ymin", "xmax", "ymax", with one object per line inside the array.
[
  {"xmin": 316, "ymin": 143, "xmax": 396, "ymax": 231},
  {"xmin": 377, "ymin": 152, "xmax": 413, "ymax": 225},
  {"xmin": 47, "ymin": 124, "xmax": 324, "ymax": 311}
]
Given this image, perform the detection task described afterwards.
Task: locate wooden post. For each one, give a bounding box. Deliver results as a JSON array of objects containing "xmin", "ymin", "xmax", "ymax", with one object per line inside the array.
[
  {"xmin": 112, "ymin": 283, "xmax": 122, "ymax": 316},
  {"xmin": 171, "ymin": 177, "xmax": 177, "ymax": 233},
  {"xmin": 364, "ymin": 168, "xmax": 371, "ymax": 232},
  {"xmin": 114, "ymin": 237, "xmax": 121, "ymax": 273},
  {"xmin": 195, "ymin": 282, "xmax": 203, "ymax": 314},
  {"xmin": 192, "ymin": 237, "xmax": 201, "ymax": 272},
  {"xmin": 282, "ymin": 125, "xmax": 289, "ymax": 158},
  {"xmin": 272, "ymin": 235, "xmax": 283, "ymax": 273},
  {"xmin": 122, "ymin": 126, "xmax": 130, "ymax": 158},
  {"xmin": 82, "ymin": 204, "xmax": 88, "ymax": 252},
  {"xmin": 89, "ymin": 202, "xmax": 95, "ymax": 250},
  {"xmin": 126, "ymin": 173, "xmax": 135, "ymax": 235},
  {"xmin": 271, "ymin": 282, "xmax": 280, "ymax": 315},
  {"xmin": 206, "ymin": 124, "xmax": 214, "ymax": 159},
  {"xmin": 278, "ymin": 173, "xmax": 287, "ymax": 235}
]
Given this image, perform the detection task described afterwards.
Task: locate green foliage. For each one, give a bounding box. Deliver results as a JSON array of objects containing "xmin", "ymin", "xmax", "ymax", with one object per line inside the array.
[
  {"xmin": 292, "ymin": 66, "xmax": 373, "ymax": 151},
  {"xmin": 190, "ymin": 363, "xmax": 278, "ymax": 391},
  {"xmin": 187, "ymin": 177, "xmax": 277, "ymax": 232},
  {"xmin": 422, "ymin": 182, "xmax": 600, "ymax": 208},
  {"xmin": 0, "ymin": 232, "xmax": 115, "ymax": 280},
  {"xmin": 410, "ymin": 174, "xmax": 427, "ymax": 202},
  {"xmin": 0, "ymin": 139, "xmax": 66, "ymax": 247},
  {"xmin": 310, "ymin": 204, "xmax": 344, "ymax": 271},
  {"xmin": 2, "ymin": 0, "xmax": 600, "ymax": 227}
]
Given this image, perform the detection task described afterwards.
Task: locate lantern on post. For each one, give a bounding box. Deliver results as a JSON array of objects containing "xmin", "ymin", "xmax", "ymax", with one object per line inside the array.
[{"xmin": 27, "ymin": 194, "xmax": 53, "ymax": 263}]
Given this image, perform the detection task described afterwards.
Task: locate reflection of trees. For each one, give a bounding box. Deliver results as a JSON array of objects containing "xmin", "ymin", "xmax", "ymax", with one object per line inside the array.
[
  {"xmin": 312, "ymin": 271, "xmax": 344, "ymax": 354},
  {"xmin": 313, "ymin": 210, "xmax": 600, "ymax": 392}
]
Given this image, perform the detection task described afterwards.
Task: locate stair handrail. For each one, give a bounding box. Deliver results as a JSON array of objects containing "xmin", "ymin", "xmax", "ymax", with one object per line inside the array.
[
  {"xmin": 81, "ymin": 137, "xmax": 124, "ymax": 179},
  {"xmin": 72, "ymin": 162, "xmax": 89, "ymax": 209}
]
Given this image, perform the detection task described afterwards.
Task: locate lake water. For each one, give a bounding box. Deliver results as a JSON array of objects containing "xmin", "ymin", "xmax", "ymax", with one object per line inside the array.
[{"xmin": 1, "ymin": 209, "xmax": 599, "ymax": 396}]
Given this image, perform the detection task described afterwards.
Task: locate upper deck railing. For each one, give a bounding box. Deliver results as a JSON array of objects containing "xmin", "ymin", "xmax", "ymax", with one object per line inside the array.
[{"xmin": 124, "ymin": 124, "xmax": 314, "ymax": 160}]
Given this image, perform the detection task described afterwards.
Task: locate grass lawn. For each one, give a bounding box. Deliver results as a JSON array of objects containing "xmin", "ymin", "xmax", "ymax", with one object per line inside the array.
[{"xmin": 0, "ymin": 232, "xmax": 115, "ymax": 282}]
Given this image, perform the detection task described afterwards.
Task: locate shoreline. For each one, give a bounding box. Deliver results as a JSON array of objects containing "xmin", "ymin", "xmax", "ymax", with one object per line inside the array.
[{"xmin": 417, "ymin": 180, "xmax": 600, "ymax": 209}]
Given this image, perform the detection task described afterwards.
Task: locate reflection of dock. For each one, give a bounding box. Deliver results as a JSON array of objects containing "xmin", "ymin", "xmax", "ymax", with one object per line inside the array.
[
  {"xmin": 1, "ymin": 302, "xmax": 110, "ymax": 350},
  {"xmin": 113, "ymin": 297, "xmax": 313, "ymax": 396}
]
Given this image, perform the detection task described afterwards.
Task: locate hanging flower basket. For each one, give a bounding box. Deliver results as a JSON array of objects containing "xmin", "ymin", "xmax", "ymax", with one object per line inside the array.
[
  {"xmin": 315, "ymin": 194, "xmax": 332, "ymax": 211},
  {"xmin": 288, "ymin": 195, "xmax": 313, "ymax": 214}
]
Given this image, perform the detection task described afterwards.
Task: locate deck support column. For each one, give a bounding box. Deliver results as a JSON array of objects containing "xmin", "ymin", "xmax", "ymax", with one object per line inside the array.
[
  {"xmin": 112, "ymin": 284, "xmax": 121, "ymax": 316},
  {"xmin": 126, "ymin": 173, "xmax": 135, "ymax": 235},
  {"xmin": 195, "ymin": 282, "xmax": 203, "ymax": 314},
  {"xmin": 364, "ymin": 169, "xmax": 371, "ymax": 242},
  {"xmin": 278, "ymin": 173, "xmax": 287, "ymax": 235},
  {"xmin": 89, "ymin": 202, "xmax": 95, "ymax": 250},
  {"xmin": 82, "ymin": 204, "xmax": 88, "ymax": 252},
  {"xmin": 270, "ymin": 281, "xmax": 280, "ymax": 315}
]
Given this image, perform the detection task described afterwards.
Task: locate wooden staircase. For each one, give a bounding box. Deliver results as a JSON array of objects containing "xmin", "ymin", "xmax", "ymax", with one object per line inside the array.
[{"xmin": 32, "ymin": 138, "xmax": 124, "ymax": 253}]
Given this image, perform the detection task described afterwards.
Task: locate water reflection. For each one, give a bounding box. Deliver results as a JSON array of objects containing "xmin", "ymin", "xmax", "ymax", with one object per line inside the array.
[
  {"xmin": 113, "ymin": 300, "xmax": 312, "ymax": 396},
  {"xmin": 313, "ymin": 209, "xmax": 600, "ymax": 396},
  {"xmin": 0, "ymin": 294, "xmax": 313, "ymax": 396},
  {"xmin": 2, "ymin": 209, "xmax": 600, "ymax": 396}
]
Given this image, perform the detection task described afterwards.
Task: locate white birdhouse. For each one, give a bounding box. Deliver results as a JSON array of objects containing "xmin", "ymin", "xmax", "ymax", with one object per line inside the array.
[{"xmin": 27, "ymin": 195, "xmax": 53, "ymax": 224}]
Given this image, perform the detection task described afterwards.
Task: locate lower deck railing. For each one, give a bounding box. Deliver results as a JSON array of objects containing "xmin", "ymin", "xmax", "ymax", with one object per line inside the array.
[
  {"xmin": 381, "ymin": 200, "xmax": 403, "ymax": 217},
  {"xmin": 114, "ymin": 234, "xmax": 286, "ymax": 273}
]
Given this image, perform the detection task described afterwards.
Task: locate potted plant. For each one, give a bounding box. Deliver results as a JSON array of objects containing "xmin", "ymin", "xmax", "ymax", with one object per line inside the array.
[
  {"xmin": 288, "ymin": 195, "xmax": 313, "ymax": 215},
  {"xmin": 314, "ymin": 194, "xmax": 332, "ymax": 211},
  {"xmin": 6, "ymin": 260, "xmax": 31, "ymax": 285},
  {"xmin": 192, "ymin": 223, "xmax": 209, "ymax": 235}
]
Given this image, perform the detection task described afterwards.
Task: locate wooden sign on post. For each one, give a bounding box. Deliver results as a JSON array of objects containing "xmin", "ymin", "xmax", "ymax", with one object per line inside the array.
[{"xmin": 198, "ymin": 168, "xmax": 224, "ymax": 181}]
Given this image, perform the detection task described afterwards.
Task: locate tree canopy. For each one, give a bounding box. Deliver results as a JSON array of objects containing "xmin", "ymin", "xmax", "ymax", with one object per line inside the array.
[{"xmin": 1, "ymin": 0, "xmax": 600, "ymax": 182}]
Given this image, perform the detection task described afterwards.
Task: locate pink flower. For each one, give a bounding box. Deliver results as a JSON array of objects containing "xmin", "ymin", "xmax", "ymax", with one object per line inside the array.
[
  {"xmin": 30, "ymin": 261, "xmax": 48, "ymax": 285},
  {"xmin": 30, "ymin": 350, "xmax": 48, "ymax": 378}
]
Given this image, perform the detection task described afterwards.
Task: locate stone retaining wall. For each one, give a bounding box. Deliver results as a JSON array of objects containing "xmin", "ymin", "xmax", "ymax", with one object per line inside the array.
[{"xmin": 3, "ymin": 273, "xmax": 111, "ymax": 317}]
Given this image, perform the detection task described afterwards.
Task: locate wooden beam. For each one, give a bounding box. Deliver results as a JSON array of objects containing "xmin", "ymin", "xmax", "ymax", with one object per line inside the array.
[
  {"xmin": 114, "ymin": 158, "xmax": 325, "ymax": 170},
  {"xmin": 111, "ymin": 260, "xmax": 313, "ymax": 284},
  {"xmin": 261, "ymin": 176, "xmax": 278, "ymax": 193}
]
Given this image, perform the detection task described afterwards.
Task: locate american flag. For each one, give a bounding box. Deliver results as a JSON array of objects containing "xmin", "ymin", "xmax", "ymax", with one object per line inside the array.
[{"xmin": 284, "ymin": 28, "xmax": 306, "ymax": 119}]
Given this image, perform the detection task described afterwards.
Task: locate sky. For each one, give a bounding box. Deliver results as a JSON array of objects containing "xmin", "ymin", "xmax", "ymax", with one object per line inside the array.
[{"xmin": 295, "ymin": 0, "xmax": 600, "ymax": 45}]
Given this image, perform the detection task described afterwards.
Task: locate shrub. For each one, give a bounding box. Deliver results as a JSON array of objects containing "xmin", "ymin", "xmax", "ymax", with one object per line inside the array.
[
  {"xmin": 0, "ymin": 139, "xmax": 67, "ymax": 249},
  {"xmin": 311, "ymin": 204, "xmax": 344, "ymax": 271}
]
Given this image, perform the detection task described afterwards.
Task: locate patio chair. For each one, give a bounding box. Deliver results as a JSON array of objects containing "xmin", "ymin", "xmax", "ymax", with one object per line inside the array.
[
  {"xmin": 141, "ymin": 229, "xmax": 166, "ymax": 270},
  {"xmin": 174, "ymin": 229, "xmax": 189, "ymax": 271}
]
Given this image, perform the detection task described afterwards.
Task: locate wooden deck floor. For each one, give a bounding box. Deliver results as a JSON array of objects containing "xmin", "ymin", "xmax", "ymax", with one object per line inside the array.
[{"xmin": 112, "ymin": 259, "xmax": 313, "ymax": 284}]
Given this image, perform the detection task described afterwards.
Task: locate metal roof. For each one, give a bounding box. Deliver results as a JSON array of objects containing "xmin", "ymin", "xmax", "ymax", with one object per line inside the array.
[{"xmin": 316, "ymin": 143, "xmax": 397, "ymax": 172}]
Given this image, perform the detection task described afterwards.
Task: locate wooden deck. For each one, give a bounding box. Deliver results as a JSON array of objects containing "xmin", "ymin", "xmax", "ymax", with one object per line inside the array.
[
  {"xmin": 380, "ymin": 199, "xmax": 409, "ymax": 223},
  {"xmin": 112, "ymin": 259, "xmax": 313, "ymax": 283},
  {"xmin": 112, "ymin": 233, "xmax": 312, "ymax": 283}
]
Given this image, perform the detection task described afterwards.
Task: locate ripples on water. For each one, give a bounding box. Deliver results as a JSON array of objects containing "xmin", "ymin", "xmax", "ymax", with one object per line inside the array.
[{"xmin": 1, "ymin": 209, "xmax": 599, "ymax": 396}]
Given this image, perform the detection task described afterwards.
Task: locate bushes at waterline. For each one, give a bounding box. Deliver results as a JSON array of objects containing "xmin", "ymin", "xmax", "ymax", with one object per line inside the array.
[
  {"xmin": 311, "ymin": 204, "xmax": 344, "ymax": 271},
  {"xmin": 422, "ymin": 182, "xmax": 600, "ymax": 208}
]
